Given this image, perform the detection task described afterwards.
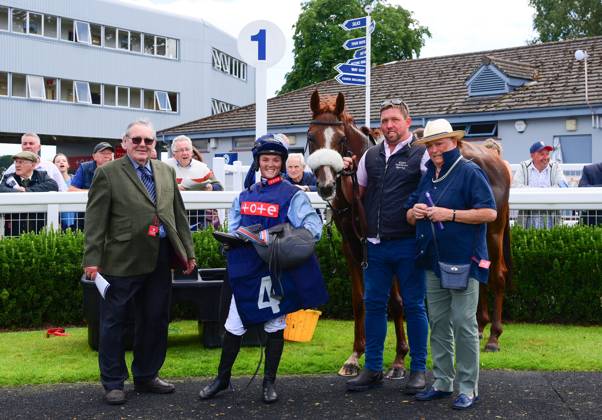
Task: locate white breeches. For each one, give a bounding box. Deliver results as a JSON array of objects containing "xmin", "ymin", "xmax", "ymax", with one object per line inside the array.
[{"xmin": 224, "ymin": 296, "xmax": 286, "ymax": 336}]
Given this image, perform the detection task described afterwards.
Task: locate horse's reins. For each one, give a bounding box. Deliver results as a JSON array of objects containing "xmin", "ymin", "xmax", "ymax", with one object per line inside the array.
[{"xmin": 307, "ymin": 118, "xmax": 369, "ymax": 269}]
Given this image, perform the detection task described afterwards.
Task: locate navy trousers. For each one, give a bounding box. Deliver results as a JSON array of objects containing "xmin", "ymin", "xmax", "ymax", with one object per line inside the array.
[
  {"xmin": 99, "ymin": 239, "xmax": 172, "ymax": 390},
  {"xmin": 363, "ymin": 238, "xmax": 428, "ymax": 372}
]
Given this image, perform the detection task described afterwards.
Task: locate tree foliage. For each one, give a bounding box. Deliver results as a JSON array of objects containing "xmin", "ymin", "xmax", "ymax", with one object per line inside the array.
[
  {"xmin": 279, "ymin": 0, "xmax": 430, "ymax": 94},
  {"xmin": 530, "ymin": 0, "xmax": 602, "ymax": 43}
]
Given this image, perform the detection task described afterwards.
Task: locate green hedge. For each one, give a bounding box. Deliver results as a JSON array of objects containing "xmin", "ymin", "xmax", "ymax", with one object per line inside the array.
[{"xmin": 0, "ymin": 226, "xmax": 600, "ymax": 328}]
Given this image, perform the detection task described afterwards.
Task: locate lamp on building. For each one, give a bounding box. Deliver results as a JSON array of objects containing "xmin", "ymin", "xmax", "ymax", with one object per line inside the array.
[{"xmin": 575, "ymin": 49, "xmax": 599, "ymax": 128}]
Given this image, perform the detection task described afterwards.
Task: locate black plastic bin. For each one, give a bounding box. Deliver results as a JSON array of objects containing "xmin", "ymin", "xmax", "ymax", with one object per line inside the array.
[{"xmin": 81, "ymin": 268, "xmax": 263, "ymax": 350}]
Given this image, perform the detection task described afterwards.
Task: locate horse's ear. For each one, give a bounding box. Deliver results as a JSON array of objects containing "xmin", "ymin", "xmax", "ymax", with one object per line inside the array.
[
  {"xmin": 310, "ymin": 90, "xmax": 321, "ymax": 115},
  {"xmin": 335, "ymin": 92, "xmax": 345, "ymax": 116}
]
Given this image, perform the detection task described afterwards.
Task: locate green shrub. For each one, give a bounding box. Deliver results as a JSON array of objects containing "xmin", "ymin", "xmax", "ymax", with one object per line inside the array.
[{"xmin": 0, "ymin": 225, "xmax": 600, "ymax": 328}]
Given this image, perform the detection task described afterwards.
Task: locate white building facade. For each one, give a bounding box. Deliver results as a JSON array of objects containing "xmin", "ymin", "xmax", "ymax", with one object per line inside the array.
[{"xmin": 0, "ymin": 0, "xmax": 254, "ymax": 157}]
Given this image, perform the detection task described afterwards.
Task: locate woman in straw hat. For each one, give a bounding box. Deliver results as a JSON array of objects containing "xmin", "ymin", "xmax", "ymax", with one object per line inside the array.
[{"xmin": 405, "ymin": 119, "xmax": 497, "ymax": 410}]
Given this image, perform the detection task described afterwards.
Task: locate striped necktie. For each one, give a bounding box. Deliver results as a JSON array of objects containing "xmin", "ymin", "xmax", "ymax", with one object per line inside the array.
[{"xmin": 137, "ymin": 166, "xmax": 156, "ymax": 204}]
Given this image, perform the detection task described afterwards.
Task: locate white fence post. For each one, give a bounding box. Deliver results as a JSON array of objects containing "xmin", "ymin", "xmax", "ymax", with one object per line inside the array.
[
  {"xmin": 212, "ymin": 156, "xmax": 226, "ymax": 186},
  {"xmin": 47, "ymin": 204, "xmax": 60, "ymax": 231},
  {"xmin": 232, "ymin": 160, "xmax": 244, "ymax": 191}
]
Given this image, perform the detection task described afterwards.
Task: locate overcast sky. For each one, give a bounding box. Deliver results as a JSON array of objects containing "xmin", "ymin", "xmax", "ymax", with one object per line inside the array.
[{"xmin": 123, "ymin": 0, "xmax": 538, "ymax": 96}]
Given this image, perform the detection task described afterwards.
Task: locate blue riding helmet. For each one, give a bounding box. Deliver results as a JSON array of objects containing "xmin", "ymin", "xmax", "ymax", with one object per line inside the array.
[
  {"xmin": 252, "ymin": 133, "xmax": 289, "ymax": 162},
  {"xmin": 244, "ymin": 133, "xmax": 289, "ymax": 189}
]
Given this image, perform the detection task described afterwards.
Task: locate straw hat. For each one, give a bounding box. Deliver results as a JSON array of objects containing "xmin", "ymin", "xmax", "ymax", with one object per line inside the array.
[{"xmin": 414, "ymin": 119, "xmax": 465, "ymax": 145}]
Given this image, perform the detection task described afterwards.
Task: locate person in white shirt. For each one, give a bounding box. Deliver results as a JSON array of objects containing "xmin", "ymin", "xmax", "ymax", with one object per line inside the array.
[
  {"xmin": 165, "ymin": 135, "xmax": 223, "ymax": 191},
  {"xmin": 4, "ymin": 133, "xmax": 67, "ymax": 192},
  {"xmin": 512, "ymin": 141, "xmax": 567, "ymax": 228}
]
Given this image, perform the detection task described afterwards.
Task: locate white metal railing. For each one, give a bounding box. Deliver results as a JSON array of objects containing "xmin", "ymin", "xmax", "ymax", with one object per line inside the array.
[{"xmin": 0, "ymin": 188, "xmax": 601, "ymax": 237}]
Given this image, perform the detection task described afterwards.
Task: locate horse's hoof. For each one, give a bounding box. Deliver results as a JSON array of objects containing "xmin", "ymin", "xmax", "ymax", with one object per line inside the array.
[
  {"xmin": 338, "ymin": 363, "xmax": 360, "ymax": 377},
  {"xmin": 484, "ymin": 343, "xmax": 500, "ymax": 352},
  {"xmin": 384, "ymin": 367, "xmax": 406, "ymax": 380}
]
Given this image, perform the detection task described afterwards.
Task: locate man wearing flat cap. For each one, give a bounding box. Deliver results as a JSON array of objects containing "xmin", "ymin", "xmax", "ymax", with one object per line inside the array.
[
  {"xmin": 0, "ymin": 151, "xmax": 59, "ymax": 193},
  {"xmin": 69, "ymin": 142, "xmax": 114, "ymax": 191},
  {"xmin": 512, "ymin": 140, "xmax": 567, "ymax": 228}
]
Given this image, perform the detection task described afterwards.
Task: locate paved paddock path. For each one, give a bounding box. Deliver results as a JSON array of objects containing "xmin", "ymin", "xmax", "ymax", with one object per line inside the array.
[{"xmin": 2, "ymin": 371, "xmax": 600, "ymax": 419}]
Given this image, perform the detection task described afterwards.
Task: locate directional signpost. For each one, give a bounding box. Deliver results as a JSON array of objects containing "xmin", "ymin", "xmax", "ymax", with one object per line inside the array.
[{"xmin": 335, "ymin": 6, "xmax": 374, "ymax": 127}]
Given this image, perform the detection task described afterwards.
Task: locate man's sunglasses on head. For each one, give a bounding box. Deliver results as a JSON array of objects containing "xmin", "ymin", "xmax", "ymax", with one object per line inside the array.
[{"xmin": 380, "ymin": 98, "xmax": 409, "ymax": 112}]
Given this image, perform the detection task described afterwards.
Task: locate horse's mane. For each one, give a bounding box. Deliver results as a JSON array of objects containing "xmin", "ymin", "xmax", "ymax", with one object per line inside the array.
[{"xmin": 316, "ymin": 96, "xmax": 354, "ymax": 124}]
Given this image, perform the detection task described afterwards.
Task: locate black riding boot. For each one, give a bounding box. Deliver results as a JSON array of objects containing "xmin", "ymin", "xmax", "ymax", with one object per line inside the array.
[
  {"xmin": 262, "ymin": 330, "xmax": 284, "ymax": 404},
  {"xmin": 199, "ymin": 331, "xmax": 242, "ymax": 399}
]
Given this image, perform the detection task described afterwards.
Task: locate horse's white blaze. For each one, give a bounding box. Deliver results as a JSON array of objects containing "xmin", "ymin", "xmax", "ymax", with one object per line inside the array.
[
  {"xmin": 324, "ymin": 126, "xmax": 335, "ymax": 149},
  {"xmin": 306, "ymin": 148, "xmax": 344, "ymax": 173}
]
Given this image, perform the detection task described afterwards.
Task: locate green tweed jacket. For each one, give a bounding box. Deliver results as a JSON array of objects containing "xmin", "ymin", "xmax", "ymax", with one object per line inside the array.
[{"xmin": 83, "ymin": 156, "xmax": 195, "ymax": 277}]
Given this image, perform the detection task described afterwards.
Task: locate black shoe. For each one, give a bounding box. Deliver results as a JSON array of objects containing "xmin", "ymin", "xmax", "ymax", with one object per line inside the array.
[
  {"xmin": 346, "ymin": 368, "xmax": 384, "ymax": 392},
  {"xmin": 262, "ymin": 380, "xmax": 278, "ymax": 403},
  {"xmin": 199, "ymin": 377, "xmax": 230, "ymax": 400},
  {"xmin": 104, "ymin": 389, "xmax": 126, "ymax": 405},
  {"xmin": 134, "ymin": 377, "xmax": 175, "ymax": 394},
  {"xmin": 404, "ymin": 371, "xmax": 426, "ymax": 395}
]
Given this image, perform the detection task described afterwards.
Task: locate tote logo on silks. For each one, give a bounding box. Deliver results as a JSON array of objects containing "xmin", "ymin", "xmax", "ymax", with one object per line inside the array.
[{"xmin": 240, "ymin": 201, "xmax": 280, "ymax": 218}]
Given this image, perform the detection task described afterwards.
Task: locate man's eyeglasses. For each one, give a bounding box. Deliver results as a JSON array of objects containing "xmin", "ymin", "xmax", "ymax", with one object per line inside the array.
[
  {"xmin": 129, "ymin": 136, "xmax": 155, "ymax": 145},
  {"xmin": 380, "ymin": 98, "xmax": 409, "ymax": 113}
]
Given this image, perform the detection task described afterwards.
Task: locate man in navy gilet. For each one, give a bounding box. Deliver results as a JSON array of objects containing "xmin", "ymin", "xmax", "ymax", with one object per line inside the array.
[
  {"xmin": 199, "ymin": 133, "xmax": 327, "ymax": 404},
  {"xmin": 344, "ymin": 99, "xmax": 430, "ymax": 394}
]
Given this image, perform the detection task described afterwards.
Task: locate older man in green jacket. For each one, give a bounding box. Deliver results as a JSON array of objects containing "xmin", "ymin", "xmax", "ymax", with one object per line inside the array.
[{"xmin": 84, "ymin": 119, "xmax": 195, "ymax": 405}]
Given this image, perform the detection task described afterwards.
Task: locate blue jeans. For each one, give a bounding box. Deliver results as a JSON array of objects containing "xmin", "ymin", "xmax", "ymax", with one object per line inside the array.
[{"xmin": 364, "ymin": 238, "xmax": 427, "ymax": 372}]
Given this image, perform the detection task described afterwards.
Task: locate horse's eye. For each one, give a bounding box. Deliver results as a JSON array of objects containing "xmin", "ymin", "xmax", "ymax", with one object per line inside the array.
[
  {"xmin": 307, "ymin": 134, "xmax": 315, "ymax": 143},
  {"xmin": 339, "ymin": 136, "xmax": 347, "ymax": 144}
]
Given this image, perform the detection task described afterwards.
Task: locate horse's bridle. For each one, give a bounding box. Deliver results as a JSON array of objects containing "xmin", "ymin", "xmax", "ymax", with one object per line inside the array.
[{"xmin": 306, "ymin": 118, "xmax": 354, "ymax": 174}]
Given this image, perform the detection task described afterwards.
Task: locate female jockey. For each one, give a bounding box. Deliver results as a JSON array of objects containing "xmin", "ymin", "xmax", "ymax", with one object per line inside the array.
[{"xmin": 199, "ymin": 133, "xmax": 327, "ymax": 404}]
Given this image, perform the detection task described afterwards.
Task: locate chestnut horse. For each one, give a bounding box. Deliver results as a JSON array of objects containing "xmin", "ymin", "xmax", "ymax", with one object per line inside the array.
[{"xmin": 306, "ymin": 90, "xmax": 409, "ymax": 377}]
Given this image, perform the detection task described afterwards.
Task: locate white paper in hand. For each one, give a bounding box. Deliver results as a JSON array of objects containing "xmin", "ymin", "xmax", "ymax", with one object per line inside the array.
[{"xmin": 94, "ymin": 273, "xmax": 110, "ymax": 299}]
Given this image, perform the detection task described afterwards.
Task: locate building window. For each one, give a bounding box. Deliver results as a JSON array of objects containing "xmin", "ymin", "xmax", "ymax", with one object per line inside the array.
[
  {"xmin": 156, "ymin": 36, "xmax": 166, "ymax": 56},
  {"xmin": 43, "ymin": 15, "xmax": 57, "ymax": 38},
  {"xmin": 90, "ymin": 83, "xmax": 101, "ymax": 104},
  {"xmin": 60, "ymin": 18, "xmax": 73, "ymax": 41},
  {"xmin": 27, "ymin": 75, "xmax": 46, "ymax": 99},
  {"xmin": 558, "ymin": 135, "xmax": 592, "ymax": 163},
  {"xmin": 130, "ymin": 32, "xmax": 142, "ymax": 53},
  {"xmin": 44, "ymin": 78, "xmax": 57, "ymax": 100},
  {"xmin": 194, "ymin": 140, "xmax": 209, "ymax": 153},
  {"xmin": 0, "ymin": 7, "xmax": 8, "ymax": 31},
  {"xmin": 168, "ymin": 92, "xmax": 178, "ymax": 112},
  {"xmin": 74, "ymin": 21, "xmax": 91, "ymax": 44},
  {"xmin": 104, "ymin": 85, "xmax": 116, "ymax": 106},
  {"xmin": 104, "ymin": 26, "xmax": 116, "ymax": 48},
  {"xmin": 60, "ymin": 79, "xmax": 74, "ymax": 102},
  {"xmin": 28, "ymin": 12, "xmax": 43, "ymax": 35},
  {"xmin": 74, "ymin": 81, "xmax": 91, "ymax": 103},
  {"xmin": 117, "ymin": 86, "xmax": 129, "ymax": 107},
  {"xmin": 12, "ymin": 74, "xmax": 26, "ymax": 97},
  {"xmin": 155, "ymin": 91, "xmax": 171, "ymax": 111},
  {"xmin": 166, "ymin": 39, "xmax": 177, "ymax": 59},
  {"xmin": 144, "ymin": 34, "xmax": 154, "ymax": 55},
  {"xmin": 118, "ymin": 29, "xmax": 129, "ymax": 50},
  {"xmin": 233, "ymin": 137, "xmax": 255, "ymax": 150},
  {"xmin": 0, "ymin": 72, "xmax": 7, "ymax": 95},
  {"xmin": 130, "ymin": 88, "xmax": 141, "ymax": 108},
  {"xmin": 212, "ymin": 48, "xmax": 247, "ymax": 81},
  {"xmin": 90, "ymin": 24, "xmax": 101, "ymax": 46},
  {"xmin": 12, "ymin": 9, "xmax": 26, "ymax": 33},
  {"xmin": 143, "ymin": 89, "xmax": 154, "ymax": 109},
  {"xmin": 211, "ymin": 98, "xmax": 239, "ymax": 115}
]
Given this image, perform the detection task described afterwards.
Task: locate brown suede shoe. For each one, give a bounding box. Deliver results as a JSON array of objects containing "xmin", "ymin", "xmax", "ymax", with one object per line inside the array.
[
  {"xmin": 134, "ymin": 377, "xmax": 175, "ymax": 394},
  {"xmin": 104, "ymin": 389, "xmax": 126, "ymax": 405}
]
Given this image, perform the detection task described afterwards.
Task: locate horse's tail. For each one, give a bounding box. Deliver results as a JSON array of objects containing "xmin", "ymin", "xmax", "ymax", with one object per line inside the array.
[{"xmin": 503, "ymin": 212, "xmax": 513, "ymax": 290}]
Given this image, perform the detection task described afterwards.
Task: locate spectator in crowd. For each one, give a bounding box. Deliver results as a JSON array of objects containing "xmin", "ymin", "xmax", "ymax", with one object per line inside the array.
[
  {"xmin": 343, "ymin": 99, "xmax": 428, "ymax": 395},
  {"xmin": 578, "ymin": 161, "xmax": 602, "ymax": 225},
  {"xmin": 482, "ymin": 138, "xmax": 512, "ymax": 179},
  {"xmin": 166, "ymin": 135, "xmax": 223, "ymax": 230},
  {"xmin": 83, "ymin": 119, "xmax": 195, "ymax": 405},
  {"xmin": 53, "ymin": 153, "xmax": 76, "ymax": 230},
  {"xmin": 1, "ymin": 151, "xmax": 59, "ymax": 234},
  {"xmin": 512, "ymin": 141, "xmax": 567, "ymax": 228},
  {"xmin": 407, "ymin": 119, "xmax": 497, "ymax": 410},
  {"xmin": 166, "ymin": 135, "xmax": 223, "ymax": 191},
  {"xmin": 69, "ymin": 142, "xmax": 114, "ymax": 191},
  {"xmin": 150, "ymin": 146, "xmax": 158, "ymax": 159},
  {"xmin": 4, "ymin": 133, "xmax": 67, "ymax": 191},
  {"xmin": 284, "ymin": 153, "xmax": 317, "ymax": 192}
]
